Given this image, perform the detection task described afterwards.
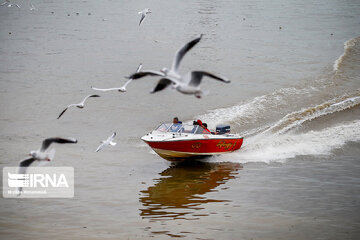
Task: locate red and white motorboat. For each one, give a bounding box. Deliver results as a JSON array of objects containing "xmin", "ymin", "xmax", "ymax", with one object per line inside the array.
[{"xmin": 141, "ymin": 120, "xmax": 243, "ymax": 161}]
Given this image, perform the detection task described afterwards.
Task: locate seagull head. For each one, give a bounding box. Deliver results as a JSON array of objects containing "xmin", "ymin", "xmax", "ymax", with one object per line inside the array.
[
  {"xmin": 160, "ymin": 68, "xmax": 169, "ymax": 74},
  {"xmin": 29, "ymin": 151, "xmax": 37, "ymax": 158},
  {"xmin": 118, "ymin": 87, "xmax": 126, "ymax": 92}
]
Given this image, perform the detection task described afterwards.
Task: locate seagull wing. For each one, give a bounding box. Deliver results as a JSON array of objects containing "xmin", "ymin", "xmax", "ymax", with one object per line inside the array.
[
  {"xmin": 95, "ymin": 142, "xmax": 106, "ymax": 152},
  {"xmin": 91, "ymin": 87, "xmax": 122, "ymax": 92},
  {"xmin": 109, "ymin": 132, "xmax": 116, "ymax": 141},
  {"xmin": 17, "ymin": 157, "xmax": 35, "ymax": 193},
  {"xmin": 171, "ymin": 34, "xmax": 203, "ymax": 72},
  {"xmin": 128, "ymin": 70, "xmax": 165, "ymax": 80},
  {"xmin": 135, "ymin": 63, "xmax": 143, "ymax": 73},
  {"xmin": 81, "ymin": 94, "xmax": 100, "ymax": 104},
  {"xmin": 119, "ymin": 63, "xmax": 143, "ymax": 90},
  {"xmin": 40, "ymin": 137, "xmax": 78, "ymax": 152},
  {"xmin": 150, "ymin": 78, "xmax": 174, "ymax": 93},
  {"xmin": 57, "ymin": 106, "xmax": 70, "ymax": 119},
  {"xmin": 188, "ymin": 71, "xmax": 230, "ymax": 87},
  {"xmin": 57, "ymin": 103, "xmax": 78, "ymax": 119},
  {"xmin": 19, "ymin": 157, "xmax": 36, "ymax": 169},
  {"xmin": 139, "ymin": 13, "xmax": 146, "ymax": 26},
  {"xmin": 120, "ymin": 79, "xmax": 132, "ymax": 90}
]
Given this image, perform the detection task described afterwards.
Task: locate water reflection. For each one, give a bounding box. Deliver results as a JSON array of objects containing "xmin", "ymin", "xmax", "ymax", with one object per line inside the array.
[{"xmin": 139, "ymin": 161, "xmax": 242, "ymax": 221}]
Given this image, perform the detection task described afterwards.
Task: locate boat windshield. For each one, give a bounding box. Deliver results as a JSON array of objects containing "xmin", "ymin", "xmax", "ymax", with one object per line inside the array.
[
  {"xmin": 155, "ymin": 123, "xmax": 172, "ymax": 132},
  {"xmin": 155, "ymin": 123, "xmax": 210, "ymax": 134}
]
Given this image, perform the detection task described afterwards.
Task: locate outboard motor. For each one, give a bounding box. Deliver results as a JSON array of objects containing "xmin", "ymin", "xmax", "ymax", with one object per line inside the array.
[{"xmin": 216, "ymin": 124, "xmax": 230, "ymax": 134}]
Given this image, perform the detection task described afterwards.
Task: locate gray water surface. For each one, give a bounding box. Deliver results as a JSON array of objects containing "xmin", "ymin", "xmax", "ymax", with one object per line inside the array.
[{"xmin": 1, "ymin": 0, "xmax": 360, "ymax": 239}]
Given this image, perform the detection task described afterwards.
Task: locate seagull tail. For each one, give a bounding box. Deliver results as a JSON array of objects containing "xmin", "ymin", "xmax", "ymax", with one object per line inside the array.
[{"xmin": 202, "ymin": 90, "xmax": 210, "ymax": 96}]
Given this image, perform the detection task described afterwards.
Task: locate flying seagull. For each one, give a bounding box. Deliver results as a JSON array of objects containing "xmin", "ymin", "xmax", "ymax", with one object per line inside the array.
[
  {"xmin": 0, "ymin": 0, "xmax": 8, "ymax": 6},
  {"xmin": 150, "ymin": 71, "xmax": 229, "ymax": 98},
  {"xmin": 57, "ymin": 94, "xmax": 100, "ymax": 119},
  {"xmin": 18, "ymin": 137, "xmax": 78, "ymax": 175},
  {"xmin": 1, "ymin": 0, "xmax": 20, "ymax": 8},
  {"xmin": 29, "ymin": 2, "xmax": 36, "ymax": 11},
  {"xmin": 91, "ymin": 63, "xmax": 142, "ymax": 92},
  {"xmin": 138, "ymin": 8, "xmax": 151, "ymax": 26},
  {"xmin": 95, "ymin": 132, "xmax": 117, "ymax": 152},
  {"xmin": 127, "ymin": 34, "xmax": 230, "ymax": 98},
  {"xmin": 16, "ymin": 137, "xmax": 77, "ymax": 194}
]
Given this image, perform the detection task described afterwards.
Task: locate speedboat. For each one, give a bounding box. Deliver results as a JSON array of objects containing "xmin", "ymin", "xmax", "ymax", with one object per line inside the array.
[{"xmin": 141, "ymin": 120, "xmax": 243, "ymax": 161}]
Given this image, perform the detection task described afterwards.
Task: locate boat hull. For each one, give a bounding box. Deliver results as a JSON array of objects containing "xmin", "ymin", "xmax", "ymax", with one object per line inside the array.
[{"xmin": 143, "ymin": 138, "xmax": 243, "ymax": 161}]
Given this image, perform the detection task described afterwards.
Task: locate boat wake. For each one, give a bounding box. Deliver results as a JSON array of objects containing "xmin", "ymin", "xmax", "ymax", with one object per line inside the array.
[
  {"xmin": 214, "ymin": 119, "xmax": 360, "ymax": 164},
  {"xmin": 197, "ymin": 36, "xmax": 360, "ymax": 164},
  {"xmin": 207, "ymin": 92, "xmax": 360, "ymax": 164},
  {"xmin": 333, "ymin": 37, "xmax": 359, "ymax": 73}
]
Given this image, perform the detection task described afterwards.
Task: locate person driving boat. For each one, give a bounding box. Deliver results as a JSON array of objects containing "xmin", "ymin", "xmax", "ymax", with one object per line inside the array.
[
  {"xmin": 196, "ymin": 120, "xmax": 211, "ymax": 134},
  {"xmin": 170, "ymin": 117, "xmax": 182, "ymax": 132}
]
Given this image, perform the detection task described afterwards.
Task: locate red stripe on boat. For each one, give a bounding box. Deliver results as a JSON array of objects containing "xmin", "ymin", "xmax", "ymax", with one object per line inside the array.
[{"xmin": 144, "ymin": 138, "xmax": 243, "ymax": 154}]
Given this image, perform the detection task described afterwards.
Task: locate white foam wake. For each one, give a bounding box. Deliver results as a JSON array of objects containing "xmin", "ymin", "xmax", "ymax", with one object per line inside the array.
[
  {"xmin": 333, "ymin": 37, "xmax": 358, "ymax": 72},
  {"xmin": 214, "ymin": 120, "xmax": 360, "ymax": 164},
  {"xmin": 263, "ymin": 92, "xmax": 360, "ymax": 135},
  {"xmin": 195, "ymin": 86, "xmax": 319, "ymax": 129}
]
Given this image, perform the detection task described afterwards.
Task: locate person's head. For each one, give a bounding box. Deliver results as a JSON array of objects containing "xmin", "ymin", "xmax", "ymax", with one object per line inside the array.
[
  {"xmin": 173, "ymin": 117, "xmax": 179, "ymax": 124},
  {"xmin": 203, "ymin": 123, "xmax": 207, "ymax": 128}
]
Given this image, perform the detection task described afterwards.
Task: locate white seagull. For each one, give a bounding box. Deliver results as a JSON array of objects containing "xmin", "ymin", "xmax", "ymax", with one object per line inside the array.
[
  {"xmin": 18, "ymin": 137, "xmax": 78, "ymax": 175},
  {"xmin": 91, "ymin": 63, "xmax": 142, "ymax": 92},
  {"xmin": 57, "ymin": 94, "xmax": 100, "ymax": 119},
  {"xmin": 127, "ymin": 34, "xmax": 230, "ymax": 98},
  {"xmin": 29, "ymin": 2, "xmax": 36, "ymax": 11},
  {"xmin": 1, "ymin": 0, "xmax": 20, "ymax": 8},
  {"xmin": 95, "ymin": 132, "xmax": 117, "ymax": 152},
  {"xmin": 138, "ymin": 8, "xmax": 151, "ymax": 26},
  {"xmin": 16, "ymin": 137, "xmax": 77, "ymax": 194}
]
